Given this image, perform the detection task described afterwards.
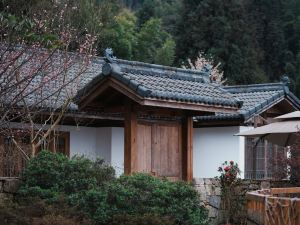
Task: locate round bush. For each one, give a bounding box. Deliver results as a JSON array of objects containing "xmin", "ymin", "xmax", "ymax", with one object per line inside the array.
[
  {"xmin": 71, "ymin": 173, "xmax": 208, "ymax": 225},
  {"xmin": 19, "ymin": 150, "xmax": 115, "ymax": 199}
]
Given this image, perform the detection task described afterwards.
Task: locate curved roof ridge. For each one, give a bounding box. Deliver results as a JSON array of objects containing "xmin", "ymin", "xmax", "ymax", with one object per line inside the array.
[
  {"xmin": 90, "ymin": 57, "xmax": 210, "ymax": 83},
  {"xmin": 223, "ymin": 83, "xmax": 285, "ymax": 93}
]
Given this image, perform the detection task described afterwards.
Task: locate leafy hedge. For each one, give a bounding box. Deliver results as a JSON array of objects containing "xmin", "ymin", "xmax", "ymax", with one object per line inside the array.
[
  {"xmin": 19, "ymin": 150, "xmax": 115, "ymax": 199},
  {"xmin": 17, "ymin": 151, "xmax": 208, "ymax": 225}
]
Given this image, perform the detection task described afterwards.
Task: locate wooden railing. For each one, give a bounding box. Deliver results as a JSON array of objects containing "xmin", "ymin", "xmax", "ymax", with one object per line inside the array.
[{"xmin": 246, "ymin": 187, "xmax": 300, "ymax": 225}]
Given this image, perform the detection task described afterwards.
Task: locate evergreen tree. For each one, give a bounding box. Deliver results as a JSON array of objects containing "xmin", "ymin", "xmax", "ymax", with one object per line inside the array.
[
  {"xmin": 134, "ymin": 18, "xmax": 175, "ymax": 65},
  {"xmin": 154, "ymin": 38, "xmax": 176, "ymax": 66},
  {"xmin": 176, "ymin": 0, "xmax": 267, "ymax": 84},
  {"xmin": 110, "ymin": 9, "xmax": 137, "ymax": 60}
]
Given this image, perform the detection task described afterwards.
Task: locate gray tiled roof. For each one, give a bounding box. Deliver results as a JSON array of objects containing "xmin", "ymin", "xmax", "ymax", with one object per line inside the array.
[
  {"xmin": 195, "ymin": 83, "xmax": 300, "ymax": 122},
  {"xmin": 0, "ymin": 47, "xmax": 102, "ymax": 111},
  {"xmin": 2, "ymin": 45, "xmax": 242, "ymax": 114},
  {"xmin": 76, "ymin": 60, "xmax": 243, "ymax": 108}
]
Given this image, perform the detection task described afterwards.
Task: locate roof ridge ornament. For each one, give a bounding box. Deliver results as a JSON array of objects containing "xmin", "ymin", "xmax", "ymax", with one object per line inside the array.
[
  {"xmin": 104, "ymin": 48, "xmax": 116, "ymax": 63},
  {"xmin": 281, "ymin": 75, "xmax": 290, "ymax": 86},
  {"xmin": 201, "ymin": 64, "xmax": 212, "ymax": 77},
  {"xmin": 102, "ymin": 48, "xmax": 121, "ymax": 76}
]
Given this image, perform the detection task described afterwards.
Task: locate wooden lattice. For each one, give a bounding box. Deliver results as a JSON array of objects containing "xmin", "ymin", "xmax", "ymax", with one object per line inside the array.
[
  {"xmin": 0, "ymin": 136, "xmax": 31, "ymax": 177},
  {"xmin": 247, "ymin": 188, "xmax": 300, "ymax": 225}
]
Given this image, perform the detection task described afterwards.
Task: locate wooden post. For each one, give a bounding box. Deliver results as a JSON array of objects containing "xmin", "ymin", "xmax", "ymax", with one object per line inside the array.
[
  {"xmin": 124, "ymin": 102, "xmax": 137, "ymax": 174},
  {"xmin": 182, "ymin": 116, "xmax": 193, "ymax": 182},
  {"xmin": 264, "ymin": 140, "xmax": 268, "ymax": 179},
  {"xmin": 253, "ymin": 116, "xmax": 258, "ymax": 179}
]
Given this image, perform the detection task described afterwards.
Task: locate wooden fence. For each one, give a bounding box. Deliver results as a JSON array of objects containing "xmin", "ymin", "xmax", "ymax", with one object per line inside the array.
[{"xmin": 246, "ymin": 187, "xmax": 300, "ymax": 225}]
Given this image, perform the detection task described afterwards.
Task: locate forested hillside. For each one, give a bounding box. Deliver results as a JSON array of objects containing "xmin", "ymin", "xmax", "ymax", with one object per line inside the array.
[{"xmin": 1, "ymin": 0, "xmax": 300, "ymax": 95}]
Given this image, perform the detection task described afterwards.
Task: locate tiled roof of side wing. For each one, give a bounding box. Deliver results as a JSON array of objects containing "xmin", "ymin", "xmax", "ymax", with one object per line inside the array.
[
  {"xmin": 76, "ymin": 59, "xmax": 243, "ymax": 108},
  {"xmin": 195, "ymin": 83, "xmax": 300, "ymax": 121},
  {"xmin": 0, "ymin": 44, "xmax": 106, "ymax": 111}
]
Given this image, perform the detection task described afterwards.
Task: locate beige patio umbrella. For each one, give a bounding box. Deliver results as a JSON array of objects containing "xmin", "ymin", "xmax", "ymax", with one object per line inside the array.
[{"xmin": 236, "ymin": 111, "xmax": 300, "ymax": 146}]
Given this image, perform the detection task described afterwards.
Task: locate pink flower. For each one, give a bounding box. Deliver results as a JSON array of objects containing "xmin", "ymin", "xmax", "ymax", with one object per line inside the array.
[
  {"xmin": 230, "ymin": 160, "xmax": 234, "ymax": 165},
  {"xmin": 224, "ymin": 166, "xmax": 230, "ymax": 172}
]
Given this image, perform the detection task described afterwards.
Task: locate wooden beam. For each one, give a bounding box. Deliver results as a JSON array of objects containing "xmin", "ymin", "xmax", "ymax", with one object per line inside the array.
[
  {"xmin": 124, "ymin": 102, "xmax": 137, "ymax": 174},
  {"xmin": 143, "ymin": 98, "xmax": 239, "ymax": 114},
  {"xmin": 182, "ymin": 116, "xmax": 193, "ymax": 182},
  {"xmin": 79, "ymin": 78, "xmax": 144, "ymax": 109},
  {"xmin": 194, "ymin": 120, "xmax": 242, "ymax": 127}
]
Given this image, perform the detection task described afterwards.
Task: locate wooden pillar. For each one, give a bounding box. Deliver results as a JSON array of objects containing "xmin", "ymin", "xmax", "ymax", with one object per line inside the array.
[
  {"xmin": 182, "ymin": 116, "xmax": 193, "ymax": 182},
  {"xmin": 124, "ymin": 103, "xmax": 137, "ymax": 175},
  {"xmin": 264, "ymin": 140, "xmax": 268, "ymax": 179}
]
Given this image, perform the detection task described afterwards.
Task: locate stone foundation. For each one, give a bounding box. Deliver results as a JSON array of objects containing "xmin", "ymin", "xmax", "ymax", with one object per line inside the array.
[{"xmin": 0, "ymin": 177, "xmax": 21, "ymax": 204}]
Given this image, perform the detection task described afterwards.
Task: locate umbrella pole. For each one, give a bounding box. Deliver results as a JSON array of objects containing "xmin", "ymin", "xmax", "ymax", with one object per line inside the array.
[{"xmin": 284, "ymin": 134, "xmax": 292, "ymax": 147}]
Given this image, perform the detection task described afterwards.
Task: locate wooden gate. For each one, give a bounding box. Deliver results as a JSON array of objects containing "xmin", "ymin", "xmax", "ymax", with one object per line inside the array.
[{"xmin": 135, "ymin": 121, "xmax": 182, "ymax": 180}]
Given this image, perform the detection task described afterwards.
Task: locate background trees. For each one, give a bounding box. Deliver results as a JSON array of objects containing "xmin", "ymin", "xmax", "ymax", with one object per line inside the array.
[{"xmin": 1, "ymin": 0, "xmax": 300, "ymax": 90}]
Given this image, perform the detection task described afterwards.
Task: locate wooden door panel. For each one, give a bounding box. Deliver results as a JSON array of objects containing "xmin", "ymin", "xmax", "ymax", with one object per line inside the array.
[
  {"xmin": 151, "ymin": 124, "xmax": 160, "ymax": 176},
  {"xmin": 136, "ymin": 121, "xmax": 182, "ymax": 179},
  {"xmin": 168, "ymin": 124, "xmax": 181, "ymax": 176},
  {"xmin": 151, "ymin": 123, "xmax": 182, "ymax": 179},
  {"xmin": 136, "ymin": 123, "xmax": 152, "ymax": 173}
]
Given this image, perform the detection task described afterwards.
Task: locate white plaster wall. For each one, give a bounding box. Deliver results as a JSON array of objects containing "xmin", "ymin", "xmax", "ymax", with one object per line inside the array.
[
  {"xmin": 4, "ymin": 122, "xmax": 125, "ymax": 174},
  {"xmin": 5, "ymin": 123, "xmax": 113, "ymax": 161},
  {"xmin": 193, "ymin": 126, "xmax": 241, "ymax": 178},
  {"xmin": 63, "ymin": 125, "xmax": 125, "ymax": 176},
  {"xmin": 95, "ymin": 128, "xmax": 112, "ymax": 163},
  {"xmin": 111, "ymin": 127, "xmax": 124, "ymax": 176},
  {"xmin": 59, "ymin": 125, "xmax": 112, "ymax": 162}
]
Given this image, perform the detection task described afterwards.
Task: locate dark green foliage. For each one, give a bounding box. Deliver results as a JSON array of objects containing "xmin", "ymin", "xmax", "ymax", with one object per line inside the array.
[
  {"xmin": 0, "ymin": 197, "xmax": 92, "ymax": 225},
  {"xmin": 109, "ymin": 213, "xmax": 176, "ymax": 225},
  {"xmin": 135, "ymin": 18, "xmax": 175, "ymax": 65},
  {"xmin": 19, "ymin": 150, "xmax": 115, "ymax": 199},
  {"xmin": 0, "ymin": 12, "xmax": 59, "ymax": 47},
  {"xmin": 176, "ymin": 0, "xmax": 300, "ymax": 92},
  {"xmin": 120, "ymin": 0, "xmax": 182, "ymax": 35},
  {"xmin": 1, "ymin": 0, "xmax": 177, "ymax": 65},
  {"xmin": 17, "ymin": 152, "xmax": 207, "ymax": 224},
  {"xmin": 155, "ymin": 38, "xmax": 176, "ymax": 66},
  {"xmin": 70, "ymin": 173, "xmax": 208, "ymax": 225},
  {"xmin": 3, "ymin": 0, "xmax": 300, "ymax": 93},
  {"xmin": 176, "ymin": 0, "xmax": 268, "ymax": 85}
]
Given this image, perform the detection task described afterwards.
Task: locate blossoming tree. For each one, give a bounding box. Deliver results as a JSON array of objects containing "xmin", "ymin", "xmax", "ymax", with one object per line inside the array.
[{"xmin": 0, "ymin": 1, "xmax": 96, "ymax": 176}]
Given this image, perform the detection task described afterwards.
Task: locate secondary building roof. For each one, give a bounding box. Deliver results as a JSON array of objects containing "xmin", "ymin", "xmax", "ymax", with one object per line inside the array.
[{"xmin": 195, "ymin": 82, "xmax": 300, "ymax": 123}]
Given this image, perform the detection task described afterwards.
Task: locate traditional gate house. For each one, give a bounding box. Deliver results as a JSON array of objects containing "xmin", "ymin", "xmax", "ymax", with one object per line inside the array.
[{"xmin": 1, "ymin": 50, "xmax": 300, "ymax": 181}]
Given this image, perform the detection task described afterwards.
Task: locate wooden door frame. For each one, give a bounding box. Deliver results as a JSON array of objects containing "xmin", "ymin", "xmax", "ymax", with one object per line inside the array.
[{"xmin": 124, "ymin": 103, "xmax": 193, "ymax": 182}]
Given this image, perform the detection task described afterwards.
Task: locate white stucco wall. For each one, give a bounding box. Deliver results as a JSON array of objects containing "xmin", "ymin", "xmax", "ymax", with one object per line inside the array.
[
  {"xmin": 193, "ymin": 126, "xmax": 246, "ymax": 178},
  {"xmin": 6, "ymin": 122, "xmax": 125, "ymax": 175},
  {"xmin": 61, "ymin": 125, "xmax": 125, "ymax": 176},
  {"xmin": 58, "ymin": 125, "xmax": 112, "ymax": 161},
  {"xmin": 111, "ymin": 127, "xmax": 125, "ymax": 176}
]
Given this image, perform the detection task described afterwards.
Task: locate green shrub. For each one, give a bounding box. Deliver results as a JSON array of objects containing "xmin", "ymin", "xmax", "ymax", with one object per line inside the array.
[
  {"xmin": 19, "ymin": 150, "xmax": 115, "ymax": 199},
  {"xmin": 70, "ymin": 173, "xmax": 208, "ymax": 225},
  {"xmin": 108, "ymin": 214, "xmax": 176, "ymax": 225},
  {"xmin": 0, "ymin": 197, "xmax": 91, "ymax": 225},
  {"xmin": 17, "ymin": 152, "xmax": 207, "ymax": 225}
]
